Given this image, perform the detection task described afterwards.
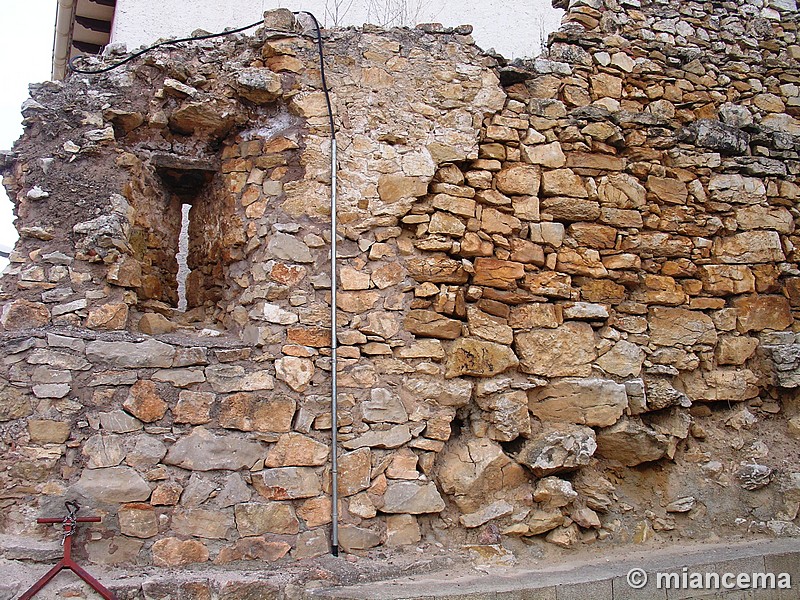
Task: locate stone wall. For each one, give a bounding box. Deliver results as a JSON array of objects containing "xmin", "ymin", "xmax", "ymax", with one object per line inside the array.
[{"xmin": 0, "ymin": 0, "xmax": 799, "ymax": 577}]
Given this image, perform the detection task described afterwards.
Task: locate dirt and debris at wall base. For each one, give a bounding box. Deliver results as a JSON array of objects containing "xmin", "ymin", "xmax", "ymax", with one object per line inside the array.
[{"xmin": 0, "ymin": 0, "xmax": 799, "ymax": 585}]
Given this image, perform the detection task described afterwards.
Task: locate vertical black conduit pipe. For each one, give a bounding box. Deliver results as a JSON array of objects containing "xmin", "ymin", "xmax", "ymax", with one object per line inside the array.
[{"xmin": 295, "ymin": 10, "xmax": 340, "ymax": 557}]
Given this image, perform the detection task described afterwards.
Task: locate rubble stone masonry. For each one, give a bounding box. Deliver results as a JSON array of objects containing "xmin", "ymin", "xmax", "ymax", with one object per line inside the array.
[{"xmin": 1, "ymin": 0, "xmax": 800, "ymax": 578}]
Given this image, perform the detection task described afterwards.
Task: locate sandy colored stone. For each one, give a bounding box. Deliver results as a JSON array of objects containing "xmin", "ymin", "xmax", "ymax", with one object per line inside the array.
[
  {"xmin": 123, "ymin": 380, "xmax": 168, "ymax": 423},
  {"xmin": 87, "ymin": 303, "xmax": 129, "ymax": 330},
  {"xmin": 275, "ymin": 356, "xmax": 314, "ymax": 392},
  {"xmin": 445, "ymin": 337, "xmax": 519, "ymax": 378},
  {"xmin": 437, "ymin": 437, "xmax": 528, "ymax": 513},
  {"xmin": 596, "ymin": 340, "xmax": 645, "ymax": 377},
  {"xmin": 137, "ymin": 312, "xmax": 176, "ymax": 335},
  {"xmin": 495, "ymin": 164, "xmax": 541, "ymax": 195},
  {"xmin": 529, "ymin": 378, "xmax": 627, "ymax": 427},
  {"xmin": 542, "ymin": 169, "xmax": 588, "ymax": 198},
  {"xmin": 515, "ymin": 322, "xmax": 596, "ymax": 377},
  {"xmin": 72, "ymin": 466, "xmax": 151, "ymax": 503},
  {"xmin": 472, "ymin": 258, "xmax": 525, "ymax": 289},
  {"xmin": 219, "ymin": 392, "xmax": 296, "ymax": 432},
  {"xmin": 265, "ymin": 432, "xmax": 329, "ymax": 467},
  {"xmin": 215, "ymin": 538, "xmax": 291, "ymax": 564},
  {"xmin": 508, "ymin": 303, "xmax": 561, "ymax": 329},
  {"xmin": 467, "ymin": 305, "xmax": 513, "ymax": 345},
  {"xmin": 172, "ymin": 509, "xmax": 233, "ymax": 539},
  {"xmin": 0, "ymin": 299, "xmax": 50, "ymax": 330},
  {"xmin": 733, "ymin": 295, "xmax": 793, "ymax": 332},
  {"xmin": 596, "ymin": 419, "xmax": 669, "ymax": 466},
  {"xmin": 174, "ymin": 390, "xmax": 214, "ymax": 424},
  {"xmin": 28, "ymin": 419, "xmax": 70, "ymax": 444},
  {"xmin": 383, "ymin": 481, "xmax": 445, "ymax": 514},
  {"xmin": 716, "ymin": 336, "xmax": 759, "ymax": 365},
  {"xmin": 676, "ymin": 368, "xmax": 759, "ymax": 402},
  {"xmin": 405, "ymin": 310, "xmax": 462, "ymax": 340},
  {"xmin": 713, "ymin": 231, "xmax": 785, "ymax": 264},
  {"xmin": 647, "ymin": 176, "xmax": 688, "ymax": 204},
  {"xmin": 528, "ymin": 509, "xmax": 564, "ymax": 535},
  {"xmin": 699, "ymin": 265, "xmax": 756, "ymax": 296},
  {"xmin": 252, "ymin": 467, "xmax": 321, "ymax": 500},
  {"xmin": 151, "ymin": 538, "xmax": 209, "ymax": 567},
  {"xmin": 118, "ymin": 503, "xmax": 159, "ymax": 538},
  {"xmin": 648, "ymin": 307, "xmax": 717, "ymax": 346},
  {"xmin": 377, "ymin": 174, "xmax": 428, "ymax": 202},
  {"xmin": 235, "ymin": 502, "xmax": 299, "ymax": 536},
  {"xmin": 407, "ymin": 256, "xmax": 468, "ymax": 284}
]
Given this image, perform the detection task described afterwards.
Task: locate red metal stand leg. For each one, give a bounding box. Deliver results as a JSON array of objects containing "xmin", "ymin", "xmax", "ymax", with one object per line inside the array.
[
  {"xmin": 18, "ymin": 508, "xmax": 117, "ymax": 600},
  {"xmin": 17, "ymin": 561, "xmax": 67, "ymax": 600}
]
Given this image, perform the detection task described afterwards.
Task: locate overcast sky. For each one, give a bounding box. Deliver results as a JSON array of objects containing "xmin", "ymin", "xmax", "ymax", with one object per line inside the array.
[{"xmin": 0, "ymin": 2, "xmax": 54, "ymax": 263}]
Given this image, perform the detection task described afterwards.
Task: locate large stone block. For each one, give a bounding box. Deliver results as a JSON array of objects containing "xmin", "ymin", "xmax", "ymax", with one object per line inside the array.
[
  {"xmin": 528, "ymin": 378, "xmax": 627, "ymax": 427},
  {"xmin": 515, "ymin": 322, "xmax": 596, "ymax": 377},
  {"xmin": 164, "ymin": 427, "xmax": 263, "ymax": 471},
  {"xmin": 648, "ymin": 307, "xmax": 717, "ymax": 347},
  {"xmin": 516, "ymin": 424, "xmax": 596, "ymax": 477},
  {"xmin": 713, "ymin": 231, "xmax": 785, "ymax": 264},
  {"xmin": 596, "ymin": 419, "xmax": 669, "ymax": 466},
  {"xmin": 382, "ymin": 481, "xmax": 446, "ymax": 514},
  {"xmin": 445, "ymin": 337, "xmax": 519, "ymax": 378}
]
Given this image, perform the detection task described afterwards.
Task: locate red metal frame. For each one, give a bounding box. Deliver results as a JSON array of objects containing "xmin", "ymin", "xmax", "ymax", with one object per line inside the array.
[{"xmin": 18, "ymin": 507, "xmax": 116, "ymax": 600}]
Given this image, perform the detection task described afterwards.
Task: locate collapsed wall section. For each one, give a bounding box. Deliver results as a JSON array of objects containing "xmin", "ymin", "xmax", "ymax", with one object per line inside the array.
[{"xmin": 0, "ymin": 0, "xmax": 799, "ymax": 584}]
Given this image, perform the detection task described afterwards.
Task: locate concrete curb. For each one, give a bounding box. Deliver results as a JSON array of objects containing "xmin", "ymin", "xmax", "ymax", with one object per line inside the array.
[{"xmin": 309, "ymin": 539, "xmax": 800, "ymax": 599}]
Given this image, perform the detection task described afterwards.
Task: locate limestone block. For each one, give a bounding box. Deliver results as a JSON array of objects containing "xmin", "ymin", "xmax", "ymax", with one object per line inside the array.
[
  {"xmin": 528, "ymin": 378, "xmax": 627, "ymax": 427},
  {"xmin": 516, "ymin": 424, "xmax": 596, "ymax": 477},
  {"xmin": 515, "ymin": 322, "xmax": 596, "ymax": 377},
  {"xmin": 164, "ymin": 427, "xmax": 263, "ymax": 471}
]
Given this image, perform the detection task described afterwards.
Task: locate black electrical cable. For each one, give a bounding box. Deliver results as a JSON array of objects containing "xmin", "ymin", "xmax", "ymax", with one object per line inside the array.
[
  {"xmin": 68, "ymin": 18, "xmax": 266, "ymax": 75},
  {"xmin": 295, "ymin": 11, "xmax": 337, "ymax": 136}
]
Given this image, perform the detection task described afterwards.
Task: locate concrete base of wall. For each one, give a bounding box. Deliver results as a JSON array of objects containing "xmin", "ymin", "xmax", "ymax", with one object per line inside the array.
[{"xmin": 310, "ymin": 539, "xmax": 800, "ymax": 600}]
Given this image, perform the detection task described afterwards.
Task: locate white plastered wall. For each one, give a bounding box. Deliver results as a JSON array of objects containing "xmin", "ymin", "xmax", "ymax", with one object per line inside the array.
[{"xmin": 111, "ymin": 0, "xmax": 563, "ymax": 59}]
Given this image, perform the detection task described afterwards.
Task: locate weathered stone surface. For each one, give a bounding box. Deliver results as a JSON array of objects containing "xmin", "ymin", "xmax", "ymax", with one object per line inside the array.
[
  {"xmin": 377, "ymin": 174, "xmax": 428, "ymax": 202},
  {"xmin": 235, "ymin": 502, "xmax": 299, "ymax": 536},
  {"xmin": 516, "ymin": 424, "xmax": 596, "ymax": 477},
  {"xmin": 402, "ymin": 376, "xmax": 473, "ymax": 407},
  {"xmin": 275, "ymin": 356, "xmax": 314, "ymax": 392},
  {"xmin": 265, "ymin": 433, "xmax": 329, "ymax": 467},
  {"xmin": 713, "ymin": 231, "xmax": 785, "ymax": 264},
  {"xmin": 337, "ymin": 448, "xmax": 371, "ymax": 497},
  {"xmin": 338, "ymin": 526, "xmax": 381, "ymax": 552},
  {"xmin": 699, "ymin": 265, "xmax": 756, "ymax": 296},
  {"xmin": 151, "ymin": 538, "xmax": 208, "ymax": 567},
  {"xmin": 72, "ymin": 466, "xmax": 151, "ymax": 503},
  {"xmin": 407, "ymin": 256, "xmax": 468, "ymax": 284},
  {"xmin": 648, "ymin": 307, "xmax": 717, "ymax": 346},
  {"xmin": 122, "ymin": 380, "xmax": 168, "ymax": 423},
  {"xmin": 445, "ymin": 337, "xmax": 519, "ymax": 378},
  {"xmin": 597, "ymin": 340, "xmax": 644, "ymax": 377},
  {"xmin": 596, "ymin": 419, "xmax": 669, "ymax": 466},
  {"xmin": 386, "ymin": 514, "xmax": 422, "ymax": 546},
  {"xmin": 382, "ymin": 481, "xmax": 446, "ymax": 514},
  {"xmin": 87, "ymin": 303, "xmax": 128, "ymax": 330},
  {"xmin": 437, "ymin": 437, "xmax": 527, "ymax": 513},
  {"xmin": 733, "ymin": 295, "xmax": 793, "ymax": 332},
  {"xmin": 235, "ymin": 68, "xmax": 282, "ymax": 103},
  {"xmin": 717, "ymin": 336, "xmax": 759, "ymax": 365},
  {"xmin": 215, "ymin": 538, "xmax": 291, "ymax": 564},
  {"xmin": 28, "ymin": 420, "xmax": 70, "ymax": 444},
  {"xmin": 529, "ymin": 378, "xmax": 627, "ymax": 427},
  {"xmin": 475, "ymin": 389, "xmax": 530, "ymax": 441},
  {"xmin": 82, "ymin": 434, "xmax": 124, "ymax": 468},
  {"xmin": 252, "ymin": 467, "xmax": 321, "ymax": 500},
  {"xmin": 164, "ymin": 427, "xmax": 263, "ymax": 471},
  {"xmin": 0, "ymin": 299, "xmax": 49, "ymax": 329},
  {"xmin": 515, "ymin": 322, "xmax": 596, "ymax": 377},
  {"xmin": 495, "ymin": 164, "xmax": 540, "ymax": 195},
  {"xmin": 467, "ymin": 305, "xmax": 513, "ymax": 345},
  {"xmin": 342, "ymin": 424, "xmax": 412, "ymax": 450},
  {"xmin": 205, "ymin": 364, "xmax": 274, "ymax": 393},
  {"xmin": 86, "ymin": 340, "xmax": 175, "ymax": 368},
  {"xmin": 362, "ymin": 387, "xmax": 408, "ymax": 423},
  {"xmin": 173, "ymin": 509, "xmax": 233, "ymax": 539},
  {"xmin": 647, "ymin": 176, "xmax": 688, "ymax": 204},
  {"xmin": 527, "ymin": 509, "xmax": 564, "ymax": 535},
  {"xmin": 542, "ymin": 169, "xmax": 588, "ymax": 198},
  {"xmin": 460, "ymin": 500, "xmax": 514, "ymax": 528},
  {"xmin": 219, "ymin": 393, "xmax": 295, "ymax": 432},
  {"xmin": 175, "ymin": 391, "xmax": 215, "ymax": 424},
  {"xmin": 472, "ymin": 258, "xmax": 525, "ymax": 289},
  {"xmin": 137, "ymin": 312, "xmax": 176, "ymax": 335},
  {"xmin": 676, "ymin": 368, "xmax": 759, "ymax": 402}
]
